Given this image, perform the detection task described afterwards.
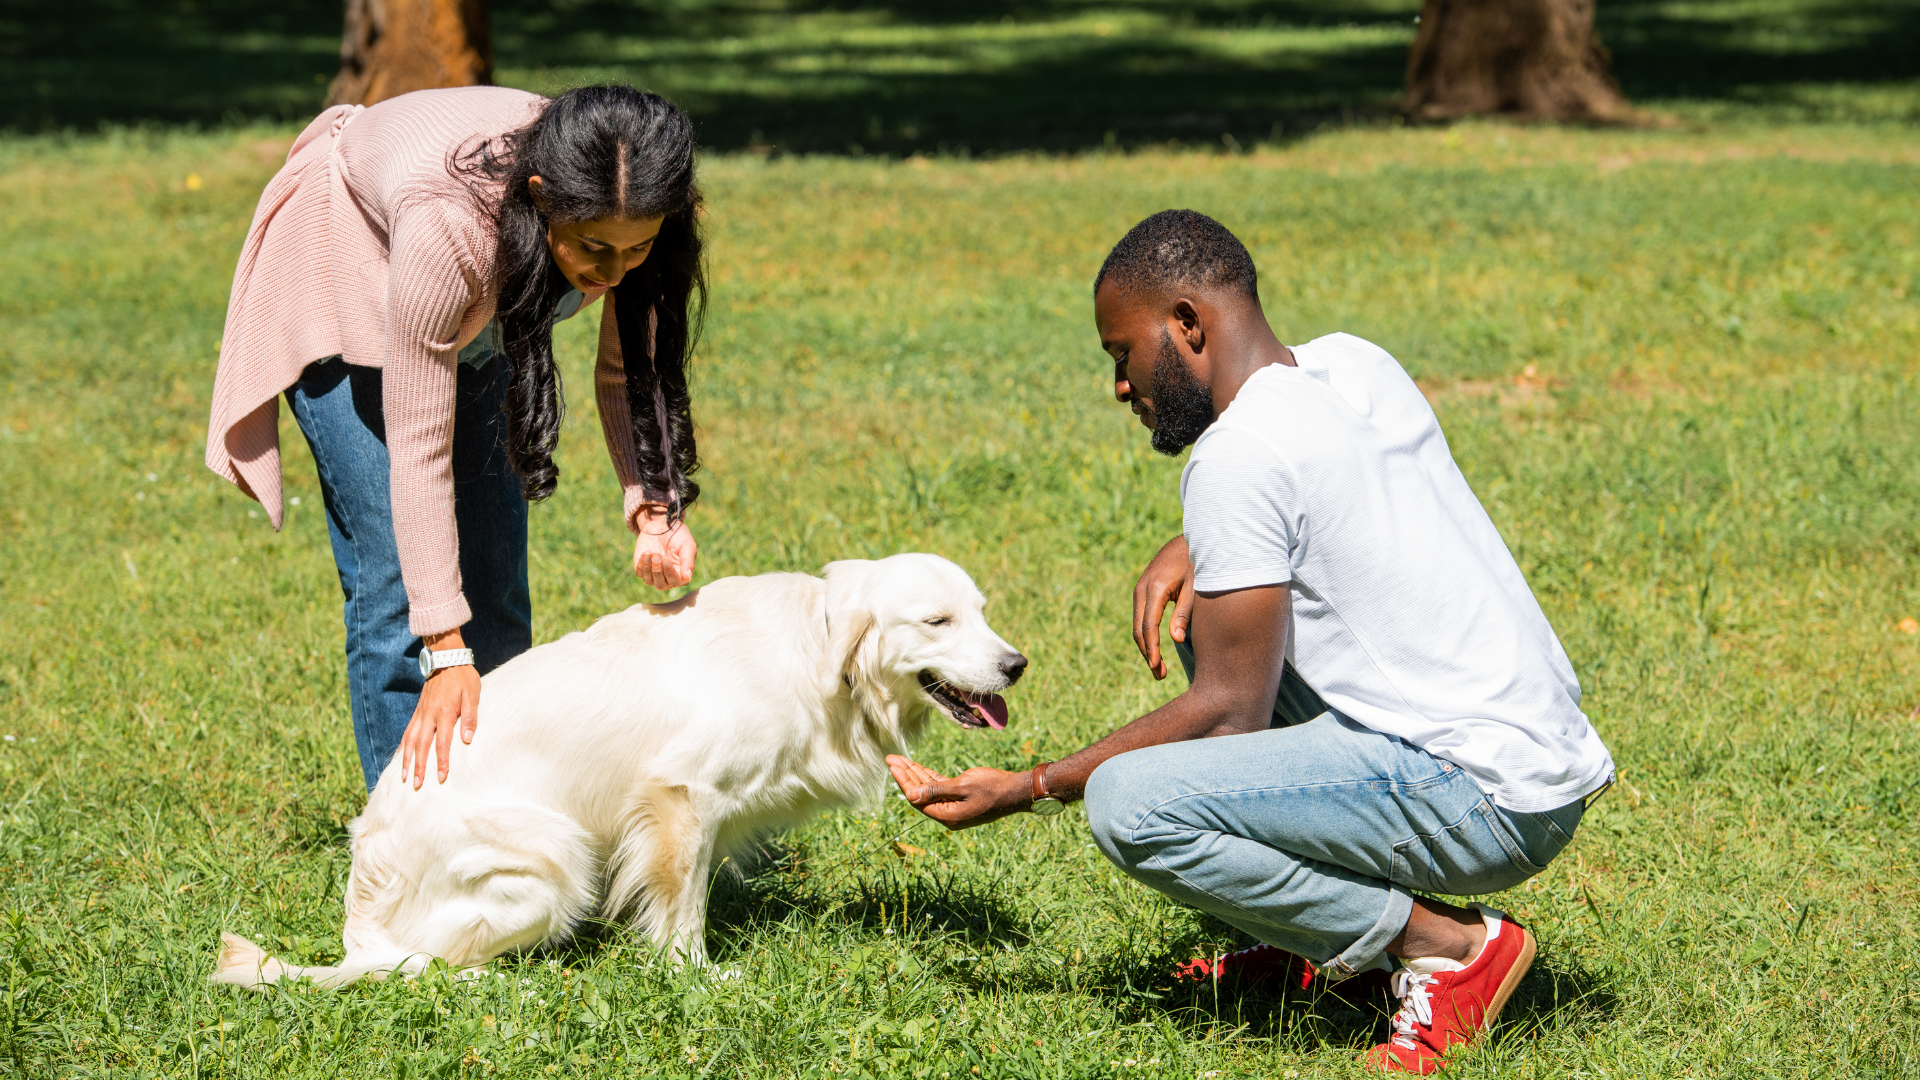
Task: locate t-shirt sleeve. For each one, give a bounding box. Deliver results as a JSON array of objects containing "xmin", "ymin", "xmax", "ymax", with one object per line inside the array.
[{"xmin": 1181, "ymin": 428, "xmax": 1301, "ymax": 593}]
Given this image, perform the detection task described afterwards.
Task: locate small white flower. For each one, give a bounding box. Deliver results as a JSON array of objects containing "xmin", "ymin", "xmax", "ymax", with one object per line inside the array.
[
  {"xmin": 1124, "ymin": 1060, "xmax": 1137, "ymax": 1067},
  {"xmin": 146, "ymin": 473, "xmax": 157, "ymax": 482},
  {"xmin": 883, "ymin": 928, "xmax": 894, "ymax": 936},
  {"xmin": 289, "ymin": 496, "xmax": 301, "ymax": 506},
  {"xmin": 135, "ymin": 492, "xmax": 145, "ymax": 501},
  {"xmin": 3, "ymin": 736, "xmax": 13, "ymax": 742}
]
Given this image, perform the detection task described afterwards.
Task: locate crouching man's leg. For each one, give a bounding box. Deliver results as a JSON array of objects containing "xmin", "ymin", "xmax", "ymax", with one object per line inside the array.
[{"xmin": 1083, "ymin": 711, "xmax": 1583, "ymax": 1072}]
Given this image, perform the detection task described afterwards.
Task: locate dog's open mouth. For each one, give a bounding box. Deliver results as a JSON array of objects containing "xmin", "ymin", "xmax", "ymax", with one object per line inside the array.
[{"xmin": 917, "ymin": 672, "xmax": 1009, "ymax": 730}]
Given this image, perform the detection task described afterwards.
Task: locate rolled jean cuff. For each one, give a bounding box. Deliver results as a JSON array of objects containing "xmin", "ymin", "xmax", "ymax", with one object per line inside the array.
[{"xmin": 1321, "ymin": 883, "xmax": 1413, "ymax": 982}]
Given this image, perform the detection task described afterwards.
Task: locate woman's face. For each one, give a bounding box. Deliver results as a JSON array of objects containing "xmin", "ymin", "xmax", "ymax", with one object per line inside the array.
[
  {"xmin": 530, "ymin": 176, "xmax": 665, "ymax": 302},
  {"xmin": 545, "ymin": 214, "xmax": 665, "ymax": 303}
]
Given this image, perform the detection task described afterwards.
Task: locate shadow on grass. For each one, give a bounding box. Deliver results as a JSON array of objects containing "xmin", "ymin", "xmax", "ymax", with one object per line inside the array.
[
  {"xmin": 703, "ymin": 839, "xmax": 1041, "ymax": 949},
  {"xmin": 3, "ymin": 0, "xmax": 1915, "ymax": 145},
  {"xmin": 1074, "ymin": 917, "xmax": 1618, "ymax": 1050}
]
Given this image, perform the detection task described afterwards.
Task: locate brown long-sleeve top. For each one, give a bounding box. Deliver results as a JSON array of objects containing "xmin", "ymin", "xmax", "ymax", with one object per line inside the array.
[{"xmin": 206, "ymin": 87, "xmax": 655, "ymax": 636}]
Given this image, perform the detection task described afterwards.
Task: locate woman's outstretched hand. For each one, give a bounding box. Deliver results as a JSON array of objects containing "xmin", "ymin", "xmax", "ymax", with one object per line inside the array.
[
  {"xmin": 633, "ymin": 507, "xmax": 696, "ymax": 591},
  {"xmin": 400, "ymin": 629, "xmax": 480, "ymax": 789}
]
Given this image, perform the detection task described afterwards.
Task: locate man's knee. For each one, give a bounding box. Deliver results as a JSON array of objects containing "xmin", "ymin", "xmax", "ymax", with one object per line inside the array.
[{"xmin": 1083, "ymin": 750, "xmax": 1164, "ymax": 872}]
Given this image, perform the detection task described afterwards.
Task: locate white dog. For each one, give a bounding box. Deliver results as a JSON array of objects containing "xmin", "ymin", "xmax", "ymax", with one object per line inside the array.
[{"xmin": 212, "ymin": 554, "xmax": 1024, "ymax": 988}]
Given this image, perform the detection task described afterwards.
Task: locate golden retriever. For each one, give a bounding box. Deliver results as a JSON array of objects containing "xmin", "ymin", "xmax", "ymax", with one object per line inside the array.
[{"xmin": 213, "ymin": 554, "xmax": 1024, "ymax": 987}]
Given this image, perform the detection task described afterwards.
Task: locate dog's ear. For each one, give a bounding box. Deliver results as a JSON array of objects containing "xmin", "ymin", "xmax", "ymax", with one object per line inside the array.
[{"xmin": 822, "ymin": 560, "xmax": 878, "ymax": 689}]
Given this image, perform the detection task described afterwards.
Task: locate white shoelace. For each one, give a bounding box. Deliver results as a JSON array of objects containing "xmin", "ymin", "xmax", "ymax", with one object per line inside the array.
[{"xmin": 1387, "ymin": 967, "xmax": 1439, "ymax": 1049}]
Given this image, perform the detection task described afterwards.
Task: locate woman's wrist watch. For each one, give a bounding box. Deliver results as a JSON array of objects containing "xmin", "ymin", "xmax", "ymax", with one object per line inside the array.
[
  {"xmin": 1029, "ymin": 761, "xmax": 1066, "ymax": 816},
  {"xmin": 418, "ymin": 646, "xmax": 476, "ymax": 679}
]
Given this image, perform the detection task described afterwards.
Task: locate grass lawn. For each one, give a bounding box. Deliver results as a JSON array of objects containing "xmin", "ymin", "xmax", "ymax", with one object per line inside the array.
[{"xmin": 2, "ymin": 104, "xmax": 1919, "ymax": 1080}]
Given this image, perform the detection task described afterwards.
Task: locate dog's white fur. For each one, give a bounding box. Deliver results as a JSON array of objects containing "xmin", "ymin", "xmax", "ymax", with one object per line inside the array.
[{"xmin": 212, "ymin": 554, "xmax": 1023, "ymax": 988}]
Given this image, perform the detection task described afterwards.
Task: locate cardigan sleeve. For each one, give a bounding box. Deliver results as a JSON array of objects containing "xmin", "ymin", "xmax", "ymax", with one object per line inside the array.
[
  {"xmin": 594, "ymin": 299, "xmax": 656, "ymax": 534},
  {"xmin": 381, "ymin": 202, "xmax": 483, "ymax": 636}
]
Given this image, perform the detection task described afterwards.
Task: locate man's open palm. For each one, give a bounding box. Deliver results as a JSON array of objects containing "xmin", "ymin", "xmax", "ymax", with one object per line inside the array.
[{"xmin": 886, "ymin": 756, "xmax": 1027, "ymax": 830}]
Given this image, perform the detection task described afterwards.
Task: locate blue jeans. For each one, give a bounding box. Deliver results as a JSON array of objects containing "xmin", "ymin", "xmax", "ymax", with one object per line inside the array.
[
  {"xmin": 1085, "ymin": 710, "xmax": 1583, "ymax": 979},
  {"xmin": 287, "ymin": 357, "xmax": 532, "ymax": 791}
]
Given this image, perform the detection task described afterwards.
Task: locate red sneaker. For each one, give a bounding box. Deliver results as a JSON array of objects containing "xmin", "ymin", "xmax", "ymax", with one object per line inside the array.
[
  {"xmin": 1362, "ymin": 904, "xmax": 1537, "ymax": 1074},
  {"xmin": 1175, "ymin": 942, "xmax": 1315, "ymax": 989},
  {"xmin": 1175, "ymin": 943, "xmax": 1392, "ymax": 1002}
]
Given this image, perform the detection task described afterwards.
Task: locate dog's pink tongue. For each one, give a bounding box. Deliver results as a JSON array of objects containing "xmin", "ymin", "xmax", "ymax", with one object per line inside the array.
[{"xmin": 966, "ymin": 692, "xmax": 1009, "ymax": 730}]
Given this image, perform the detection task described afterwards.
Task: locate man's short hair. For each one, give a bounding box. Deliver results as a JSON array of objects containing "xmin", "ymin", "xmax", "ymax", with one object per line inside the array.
[{"xmin": 1094, "ymin": 210, "xmax": 1259, "ymax": 304}]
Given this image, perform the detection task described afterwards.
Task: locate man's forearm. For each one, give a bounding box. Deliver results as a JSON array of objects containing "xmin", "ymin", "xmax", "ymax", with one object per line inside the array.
[{"xmin": 1042, "ymin": 686, "xmax": 1270, "ymax": 801}]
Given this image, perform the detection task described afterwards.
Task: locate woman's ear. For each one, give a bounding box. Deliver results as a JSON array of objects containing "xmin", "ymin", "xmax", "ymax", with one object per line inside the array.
[{"xmin": 527, "ymin": 175, "xmax": 550, "ymax": 212}]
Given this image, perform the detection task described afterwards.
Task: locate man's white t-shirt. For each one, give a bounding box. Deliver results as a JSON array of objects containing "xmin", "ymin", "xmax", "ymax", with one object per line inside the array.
[{"xmin": 1180, "ymin": 332, "xmax": 1614, "ymax": 813}]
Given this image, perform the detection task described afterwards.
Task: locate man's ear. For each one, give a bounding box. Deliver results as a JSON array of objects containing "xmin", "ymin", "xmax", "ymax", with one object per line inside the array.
[
  {"xmin": 1172, "ymin": 297, "xmax": 1205, "ymax": 354},
  {"xmin": 823, "ymin": 560, "xmax": 878, "ymax": 688}
]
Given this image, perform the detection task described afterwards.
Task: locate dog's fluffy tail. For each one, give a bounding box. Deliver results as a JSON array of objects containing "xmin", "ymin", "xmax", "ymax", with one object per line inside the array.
[{"xmin": 210, "ymin": 933, "xmax": 414, "ymax": 991}]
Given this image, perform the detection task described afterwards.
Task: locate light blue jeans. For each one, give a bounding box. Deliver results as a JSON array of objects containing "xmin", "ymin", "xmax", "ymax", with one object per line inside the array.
[
  {"xmin": 1084, "ymin": 711, "xmax": 1583, "ymax": 979},
  {"xmin": 286, "ymin": 356, "xmax": 532, "ymax": 791}
]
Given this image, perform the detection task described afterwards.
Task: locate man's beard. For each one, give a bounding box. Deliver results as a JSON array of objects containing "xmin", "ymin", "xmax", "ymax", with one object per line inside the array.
[{"xmin": 1147, "ymin": 330, "xmax": 1216, "ymax": 456}]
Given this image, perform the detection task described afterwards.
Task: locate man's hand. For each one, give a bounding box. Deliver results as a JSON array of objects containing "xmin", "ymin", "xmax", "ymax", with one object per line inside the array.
[
  {"xmin": 1133, "ymin": 534, "xmax": 1195, "ymax": 680},
  {"xmin": 633, "ymin": 507, "xmax": 697, "ymax": 591},
  {"xmin": 887, "ymin": 756, "xmax": 1032, "ymax": 830},
  {"xmin": 400, "ymin": 630, "xmax": 480, "ymax": 789}
]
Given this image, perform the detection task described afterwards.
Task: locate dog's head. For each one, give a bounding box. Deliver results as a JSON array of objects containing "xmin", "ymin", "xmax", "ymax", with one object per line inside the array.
[{"xmin": 822, "ymin": 554, "xmax": 1027, "ymax": 735}]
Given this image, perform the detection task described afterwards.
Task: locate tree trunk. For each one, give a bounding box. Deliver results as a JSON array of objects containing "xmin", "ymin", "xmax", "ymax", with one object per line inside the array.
[
  {"xmin": 325, "ymin": 0, "xmax": 493, "ymax": 108},
  {"xmin": 1402, "ymin": 0, "xmax": 1631, "ymax": 123}
]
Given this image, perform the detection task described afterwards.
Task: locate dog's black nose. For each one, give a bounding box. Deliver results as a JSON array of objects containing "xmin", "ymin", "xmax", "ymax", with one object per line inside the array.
[{"xmin": 1000, "ymin": 652, "xmax": 1029, "ymax": 685}]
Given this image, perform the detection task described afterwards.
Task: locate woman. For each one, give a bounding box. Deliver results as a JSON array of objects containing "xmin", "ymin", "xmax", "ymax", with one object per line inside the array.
[{"xmin": 207, "ymin": 85, "xmax": 704, "ymax": 793}]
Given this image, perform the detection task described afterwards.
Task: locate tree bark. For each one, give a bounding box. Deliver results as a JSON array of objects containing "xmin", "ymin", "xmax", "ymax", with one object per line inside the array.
[
  {"xmin": 325, "ymin": 0, "xmax": 493, "ymax": 108},
  {"xmin": 1403, "ymin": 0, "xmax": 1632, "ymax": 123}
]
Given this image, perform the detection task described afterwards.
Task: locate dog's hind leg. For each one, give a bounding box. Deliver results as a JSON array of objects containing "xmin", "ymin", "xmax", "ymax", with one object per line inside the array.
[
  {"xmin": 421, "ymin": 809, "xmax": 601, "ymax": 971},
  {"xmin": 602, "ymin": 785, "xmax": 718, "ymax": 966}
]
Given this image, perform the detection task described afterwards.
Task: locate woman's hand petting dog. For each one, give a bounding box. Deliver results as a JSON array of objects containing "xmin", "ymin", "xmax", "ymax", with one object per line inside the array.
[
  {"xmin": 887, "ymin": 756, "xmax": 1031, "ymax": 830},
  {"xmin": 400, "ymin": 634, "xmax": 481, "ymax": 789},
  {"xmin": 633, "ymin": 506, "xmax": 697, "ymax": 591}
]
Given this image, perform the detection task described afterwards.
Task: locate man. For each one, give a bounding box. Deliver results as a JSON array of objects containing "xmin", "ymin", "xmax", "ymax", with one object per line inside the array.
[{"xmin": 886, "ymin": 210, "xmax": 1614, "ymax": 1074}]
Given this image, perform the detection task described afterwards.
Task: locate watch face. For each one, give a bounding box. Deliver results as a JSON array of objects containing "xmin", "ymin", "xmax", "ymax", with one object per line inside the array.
[
  {"xmin": 418, "ymin": 649, "xmax": 433, "ymax": 679},
  {"xmin": 1031, "ymin": 797, "xmax": 1066, "ymax": 817}
]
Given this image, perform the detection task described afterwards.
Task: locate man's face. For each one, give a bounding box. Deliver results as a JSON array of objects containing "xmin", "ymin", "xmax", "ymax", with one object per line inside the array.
[{"xmin": 1094, "ymin": 281, "xmax": 1217, "ymax": 455}]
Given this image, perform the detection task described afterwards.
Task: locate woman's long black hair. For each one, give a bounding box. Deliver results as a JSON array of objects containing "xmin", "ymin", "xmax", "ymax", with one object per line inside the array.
[{"xmin": 455, "ymin": 85, "xmax": 705, "ymax": 517}]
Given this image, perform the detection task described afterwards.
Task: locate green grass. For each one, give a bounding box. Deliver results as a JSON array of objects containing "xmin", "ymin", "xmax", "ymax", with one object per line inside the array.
[{"xmin": 2, "ymin": 116, "xmax": 1919, "ymax": 1076}]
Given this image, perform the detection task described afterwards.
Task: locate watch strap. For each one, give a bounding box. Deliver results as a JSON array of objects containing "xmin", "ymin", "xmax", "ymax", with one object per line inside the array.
[
  {"xmin": 1029, "ymin": 761, "xmax": 1066, "ymax": 816},
  {"xmin": 1031, "ymin": 761, "xmax": 1052, "ymax": 804},
  {"xmin": 422, "ymin": 646, "xmax": 475, "ymax": 676}
]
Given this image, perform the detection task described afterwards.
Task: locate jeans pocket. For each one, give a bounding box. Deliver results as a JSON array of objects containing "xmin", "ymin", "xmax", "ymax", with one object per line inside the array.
[
  {"xmin": 1392, "ymin": 801, "xmax": 1536, "ymax": 896},
  {"xmin": 1493, "ymin": 802, "xmax": 1581, "ymax": 875}
]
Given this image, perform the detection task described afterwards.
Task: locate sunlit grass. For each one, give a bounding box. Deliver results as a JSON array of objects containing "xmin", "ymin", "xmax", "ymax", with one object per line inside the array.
[{"xmin": 0, "ymin": 119, "xmax": 1916, "ymax": 1075}]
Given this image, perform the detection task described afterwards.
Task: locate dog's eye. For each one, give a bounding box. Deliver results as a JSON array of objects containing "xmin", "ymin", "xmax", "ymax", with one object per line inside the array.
[{"xmin": 924, "ymin": 616, "xmax": 951, "ymax": 627}]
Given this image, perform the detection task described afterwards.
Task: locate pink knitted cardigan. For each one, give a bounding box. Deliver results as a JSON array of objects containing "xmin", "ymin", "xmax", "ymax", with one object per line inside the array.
[{"xmin": 207, "ymin": 87, "xmax": 654, "ymax": 636}]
